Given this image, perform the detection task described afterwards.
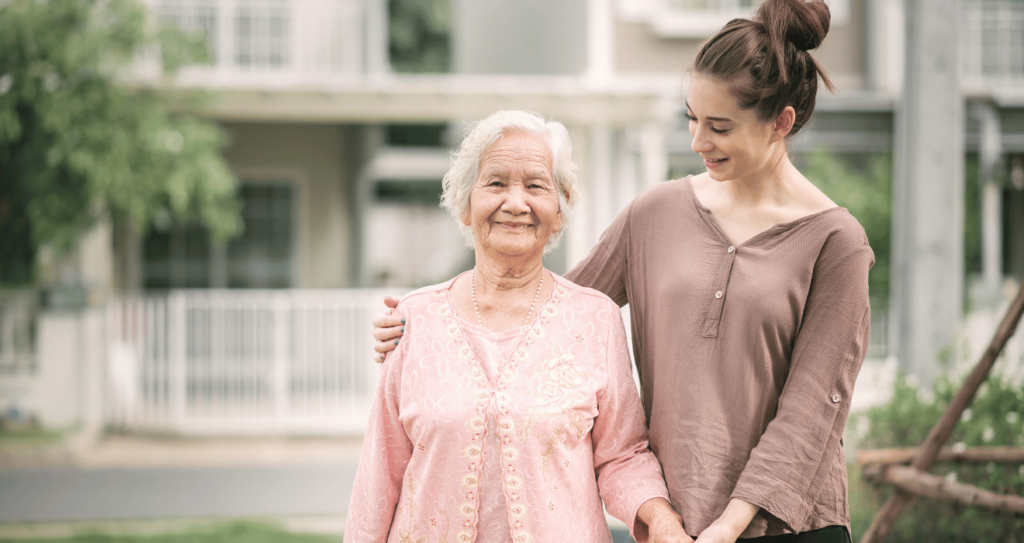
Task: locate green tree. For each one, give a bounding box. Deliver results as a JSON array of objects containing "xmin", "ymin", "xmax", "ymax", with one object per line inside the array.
[
  {"xmin": 389, "ymin": 0, "xmax": 450, "ymax": 73},
  {"xmin": 0, "ymin": 0, "xmax": 240, "ymax": 286}
]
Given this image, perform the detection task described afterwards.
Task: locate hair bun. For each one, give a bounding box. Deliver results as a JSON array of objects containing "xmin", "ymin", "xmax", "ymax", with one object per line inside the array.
[{"xmin": 756, "ymin": 0, "xmax": 831, "ymax": 51}]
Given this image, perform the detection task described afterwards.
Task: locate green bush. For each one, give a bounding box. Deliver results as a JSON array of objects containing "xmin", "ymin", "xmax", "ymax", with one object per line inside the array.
[{"xmin": 849, "ymin": 373, "xmax": 1024, "ymax": 542}]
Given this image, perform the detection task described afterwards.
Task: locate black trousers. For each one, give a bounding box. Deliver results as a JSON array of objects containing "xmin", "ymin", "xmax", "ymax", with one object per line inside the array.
[{"xmin": 737, "ymin": 525, "xmax": 850, "ymax": 543}]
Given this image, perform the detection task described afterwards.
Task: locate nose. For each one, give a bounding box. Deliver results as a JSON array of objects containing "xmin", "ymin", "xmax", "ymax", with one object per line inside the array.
[
  {"xmin": 690, "ymin": 126, "xmax": 714, "ymax": 155},
  {"xmin": 501, "ymin": 185, "xmax": 530, "ymax": 214}
]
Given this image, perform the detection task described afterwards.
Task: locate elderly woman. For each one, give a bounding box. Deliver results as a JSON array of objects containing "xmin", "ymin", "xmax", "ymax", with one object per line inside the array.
[{"xmin": 345, "ymin": 110, "xmax": 684, "ymax": 543}]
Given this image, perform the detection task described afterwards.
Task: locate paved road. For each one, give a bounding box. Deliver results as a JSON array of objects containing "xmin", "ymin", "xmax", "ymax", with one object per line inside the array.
[{"xmin": 0, "ymin": 462, "xmax": 357, "ymax": 523}]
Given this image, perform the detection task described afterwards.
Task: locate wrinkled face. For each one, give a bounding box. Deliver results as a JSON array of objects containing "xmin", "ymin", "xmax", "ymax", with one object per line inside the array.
[
  {"xmin": 463, "ymin": 131, "xmax": 562, "ymax": 260},
  {"xmin": 686, "ymin": 76, "xmax": 777, "ymax": 183}
]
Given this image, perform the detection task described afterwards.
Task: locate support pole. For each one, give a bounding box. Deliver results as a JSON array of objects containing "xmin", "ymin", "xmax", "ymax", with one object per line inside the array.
[{"xmin": 859, "ymin": 283, "xmax": 1024, "ymax": 542}]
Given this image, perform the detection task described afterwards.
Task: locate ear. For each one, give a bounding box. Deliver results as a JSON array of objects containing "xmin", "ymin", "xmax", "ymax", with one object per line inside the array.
[{"xmin": 771, "ymin": 106, "xmax": 796, "ymax": 142}]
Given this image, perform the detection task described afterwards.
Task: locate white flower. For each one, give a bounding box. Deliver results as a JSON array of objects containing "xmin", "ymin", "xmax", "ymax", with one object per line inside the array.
[
  {"xmin": 42, "ymin": 72, "xmax": 59, "ymax": 93},
  {"xmin": 952, "ymin": 442, "xmax": 967, "ymax": 453},
  {"xmin": 961, "ymin": 409, "xmax": 973, "ymax": 422},
  {"xmin": 944, "ymin": 472, "xmax": 958, "ymax": 484},
  {"xmin": 0, "ymin": 73, "xmax": 12, "ymax": 96},
  {"xmin": 917, "ymin": 389, "xmax": 935, "ymax": 404},
  {"xmin": 982, "ymin": 427, "xmax": 995, "ymax": 442},
  {"xmin": 164, "ymin": 131, "xmax": 185, "ymax": 154},
  {"xmin": 906, "ymin": 374, "xmax": 920, "ymax": 388},
  {"xmin": 1007, "ymin": 412, "xmax": 1019, "ymax": 424}
]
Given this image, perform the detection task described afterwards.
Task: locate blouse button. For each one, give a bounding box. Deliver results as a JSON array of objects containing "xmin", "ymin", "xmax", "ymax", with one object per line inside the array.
[
  {"xmin": 715, "ymin": 290, "xmax": 723, "ymax": 299},
  {"xmin": 727, "ymin": 246, "xmax": 735, "ymax": 253},
  {"xmin": 831, "ymin": 394, "xmax": 841, "ymax": 403}
]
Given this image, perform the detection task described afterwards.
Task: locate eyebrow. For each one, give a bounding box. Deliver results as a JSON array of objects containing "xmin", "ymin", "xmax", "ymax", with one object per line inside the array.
[{"xmin": 685, "ymin": 101, "xmax": 733, "ymax": 123}]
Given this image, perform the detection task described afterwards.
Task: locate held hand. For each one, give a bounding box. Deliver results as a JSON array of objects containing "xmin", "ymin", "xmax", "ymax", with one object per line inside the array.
[
  {"xmin": 637, "ymin": 498, "xmax": 693, "ymax": 543},
  {"xmin": 692, "ymin": 523, "xmax": 739, "ymax": 543},
  {"xmin": 648, "ymin": 512, "xmax": 693, "ymax": 543},
  {"xmin": 372, "ymin": 296, "xmax": 404, "ymax": 363},
  {"xmin": 692, "ymin": 498, "xmax": 758, "ymax": 543}
]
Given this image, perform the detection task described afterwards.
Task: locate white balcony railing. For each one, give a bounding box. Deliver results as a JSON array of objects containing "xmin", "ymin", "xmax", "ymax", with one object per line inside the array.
[
  {"xmin": 963, "ymin": 0, "xmax": 1024, "ymax": 89},
  {"xmin": 148, "ymin": 0, "xmax": 372, "ymax": 85},
  {"xmin": 106, "ymin": 289, "xmax": 401, "ymax": 435}
]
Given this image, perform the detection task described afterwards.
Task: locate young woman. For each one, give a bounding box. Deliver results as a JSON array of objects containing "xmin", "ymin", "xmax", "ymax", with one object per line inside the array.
[{"xmin": 373, "ymin": 1, "xmax": 872, "ymax": 542}]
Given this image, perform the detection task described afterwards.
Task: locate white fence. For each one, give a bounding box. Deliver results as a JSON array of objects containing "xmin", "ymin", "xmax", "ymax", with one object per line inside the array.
[
  {"xmin": 0, "ymin": 290, "xmax": 37, "ymax": 376},
  {"xmin": 106, "ymin": 289, "xmax": 399, "ymax": 435},
  {"xmin": 963, "ymin": 0, "xmax": 1024, "ymax": 88}
]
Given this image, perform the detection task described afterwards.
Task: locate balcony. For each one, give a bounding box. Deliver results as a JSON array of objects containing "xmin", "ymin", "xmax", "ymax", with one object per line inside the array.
[{"xmin": 141, "ymin": 0, "xmax": 386, "ymax": 89}]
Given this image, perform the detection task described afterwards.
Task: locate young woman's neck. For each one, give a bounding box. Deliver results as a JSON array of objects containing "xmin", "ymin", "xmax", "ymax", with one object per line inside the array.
[{"xmin": 726, "ymin": 148, "xmax": 801, "ymax": 206}]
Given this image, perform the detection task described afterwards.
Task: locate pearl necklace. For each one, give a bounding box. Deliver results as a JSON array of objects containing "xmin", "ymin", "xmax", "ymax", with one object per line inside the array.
[{"xmin": 471, "ymin": 268, "xmax": 545, "ymax": 327}]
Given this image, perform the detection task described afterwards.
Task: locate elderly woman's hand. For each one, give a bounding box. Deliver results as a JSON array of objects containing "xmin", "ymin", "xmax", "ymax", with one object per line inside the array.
[
  {"xmin": 637, "ymin": 498, "xmax": 693, "ymax": 543},
  {"xmin": 372, "ymin": 296, "xmax": 403, "ymax": 362}
]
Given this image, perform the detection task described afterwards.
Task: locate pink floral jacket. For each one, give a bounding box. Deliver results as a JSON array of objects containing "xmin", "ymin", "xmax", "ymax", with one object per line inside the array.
[{"xmin": 345, "ymin": 274, "xmax": 669, "ymax": 543}]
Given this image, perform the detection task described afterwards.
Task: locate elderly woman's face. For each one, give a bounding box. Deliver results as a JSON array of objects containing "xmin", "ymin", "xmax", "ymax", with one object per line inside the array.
[{"xmin": 463, "ymin": 131, "xmax": 562, "ymax": 259}]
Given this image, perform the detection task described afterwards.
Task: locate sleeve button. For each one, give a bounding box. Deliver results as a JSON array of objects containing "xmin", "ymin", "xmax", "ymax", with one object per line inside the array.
[{"xmin": 831, "ymin": 394, "xmax": 841, "ymax": 403}]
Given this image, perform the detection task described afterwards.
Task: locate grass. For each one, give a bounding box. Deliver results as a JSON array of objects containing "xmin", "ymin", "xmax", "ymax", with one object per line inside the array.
[
  {"xmin": 0, "ymin": 427, "xmax": 70, "ymax": 448},
  {"xmin": 0, "ymin": 521, "xmax": 342, "ymax": 543}
]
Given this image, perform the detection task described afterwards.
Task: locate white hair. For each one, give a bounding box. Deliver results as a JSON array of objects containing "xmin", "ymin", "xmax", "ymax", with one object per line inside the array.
[{"xmin": 440, "ymin": 110, "xmax": 580, "ymax": 252}]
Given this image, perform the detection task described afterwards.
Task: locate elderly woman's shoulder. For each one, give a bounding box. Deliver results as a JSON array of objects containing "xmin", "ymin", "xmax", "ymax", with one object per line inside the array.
[{"xmin": 393, "ymin": 279, "xmax": 458, "ymax": 313}]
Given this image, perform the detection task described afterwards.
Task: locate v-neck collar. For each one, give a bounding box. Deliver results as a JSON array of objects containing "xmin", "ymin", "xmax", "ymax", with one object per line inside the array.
[
  {"xmin": 683, "ymin": 175, "xmax": 846, "ymax": 248},
  {"xmin": 441, "ymin": 270, "xmax": 560, "ymax": 388}
]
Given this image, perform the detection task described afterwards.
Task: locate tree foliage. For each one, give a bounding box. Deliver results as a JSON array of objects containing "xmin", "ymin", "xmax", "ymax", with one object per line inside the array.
[
  {"xmin": 389, "ymin": 0, "xmax": 450, "ymax": 73},
  {"xmin": 0, "ymin": 0, "xmax": 240, "ymax": 285}
]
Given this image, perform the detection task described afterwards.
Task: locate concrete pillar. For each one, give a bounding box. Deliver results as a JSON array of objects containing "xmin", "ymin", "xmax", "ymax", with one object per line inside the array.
[
  {"xmin": 890, "ymin": 0, "xmax": 964, "ymax": 382},
  {"xmin": 971, "ymin": 101, "xmax": 1003, "ymax": 296}
]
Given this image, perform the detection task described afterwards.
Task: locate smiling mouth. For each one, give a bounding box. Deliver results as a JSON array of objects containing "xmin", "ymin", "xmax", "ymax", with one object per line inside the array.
[{"xmin": 704, "ymin": 157, "xmax": 727, "ymax": 163}]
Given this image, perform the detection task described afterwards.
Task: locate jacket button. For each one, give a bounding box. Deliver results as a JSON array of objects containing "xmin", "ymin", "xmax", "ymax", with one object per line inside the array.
[
  {"xmin": 715, "ymin": 290, "xmax": 723, "ymax": 299},
  {"xmin": 831, "ymin": 394, "xmax": 841, "ymax": 403}
]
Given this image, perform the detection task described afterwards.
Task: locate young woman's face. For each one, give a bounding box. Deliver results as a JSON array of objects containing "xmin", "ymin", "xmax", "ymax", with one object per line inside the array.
[{"xmin": 686, "ymin": 76, "xmax": 780, "ymax": 183}]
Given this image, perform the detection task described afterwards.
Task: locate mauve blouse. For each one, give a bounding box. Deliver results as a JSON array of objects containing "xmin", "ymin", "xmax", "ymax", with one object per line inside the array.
[{"xmin": 566, "ymin": 176, "xmax": 873, "ymax": 538}]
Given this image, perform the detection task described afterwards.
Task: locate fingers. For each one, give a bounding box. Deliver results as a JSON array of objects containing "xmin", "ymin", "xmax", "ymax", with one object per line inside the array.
[
  {"xmin": 373, "ymin": 324, "xmax": 405, "ymax": 343},
  {"xmin": 372, "ymin": 313, "xmax": 405, "ymax": 329},
  {"xmin": 384, "ymin": 296, "xmax": 400, "ymax": 309}
]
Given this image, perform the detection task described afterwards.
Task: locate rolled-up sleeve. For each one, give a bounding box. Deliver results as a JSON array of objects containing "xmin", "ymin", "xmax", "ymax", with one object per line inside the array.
[
  {"xmin": 344, "ymin": 307, "xmax": 412, "ymax": 543},
  {"xmin": 730, "ymin": 227, "xmax": 873, "ymax": 531},
  {"xmin": 592, "ymin": 300, "xmax": 670, "ymax": 543}
]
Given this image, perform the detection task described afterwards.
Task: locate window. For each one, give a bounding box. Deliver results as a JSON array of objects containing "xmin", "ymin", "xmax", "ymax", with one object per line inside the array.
[
  {"xmin": 664, "ymin": 0, "xmax": 763, "ymax": 11},
  {"xmin": 142, "ymin": 183, "xmax": 294, "ymax": 289},
  {"xmin": 227, "ymin": 185, "xmax": 293, "ymax": 288},
  {"xmin": 159, "ymin": 0, "xmax": 218, "ymax": 64},
  {"xmin": 619, "ymin": 0, "xmax": 848, "ymax": 38},
  {"xmin": 234, "ymin": 0, "xmax": 289, "ymax": 68}
]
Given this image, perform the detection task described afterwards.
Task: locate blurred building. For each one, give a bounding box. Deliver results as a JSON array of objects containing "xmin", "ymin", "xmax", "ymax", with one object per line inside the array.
[{"xmin": 3, "ymin": 0, "xmax": 1023, "ymax": 435}]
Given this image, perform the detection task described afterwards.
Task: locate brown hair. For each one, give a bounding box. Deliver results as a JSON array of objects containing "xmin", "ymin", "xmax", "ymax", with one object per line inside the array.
[{"xmin": 692, "ymin": 0, "xmax": 834, "ymax": 138}]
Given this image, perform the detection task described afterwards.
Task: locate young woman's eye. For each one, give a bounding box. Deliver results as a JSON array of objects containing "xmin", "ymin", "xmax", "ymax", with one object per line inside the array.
[
  {"xmin": 710, "ymin": 126, "xmax": 729, "ymax": 135},
  {"xmin": 684, "ymin": 112, "xmax": 696, "ymax": 122}
]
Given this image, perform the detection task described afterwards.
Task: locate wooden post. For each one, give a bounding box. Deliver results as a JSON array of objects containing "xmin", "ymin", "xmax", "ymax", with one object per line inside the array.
[
  {"xmin": 858, "ymin": 446, "xmax": 1024, "ymax": 466},
  {"xmin": 859, "ymin": 283, "xmax": 1024, "ymax": 542},
  {"xmin": 863, "ymin": 464, "xmax": 1024, "ymax": 516}
]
